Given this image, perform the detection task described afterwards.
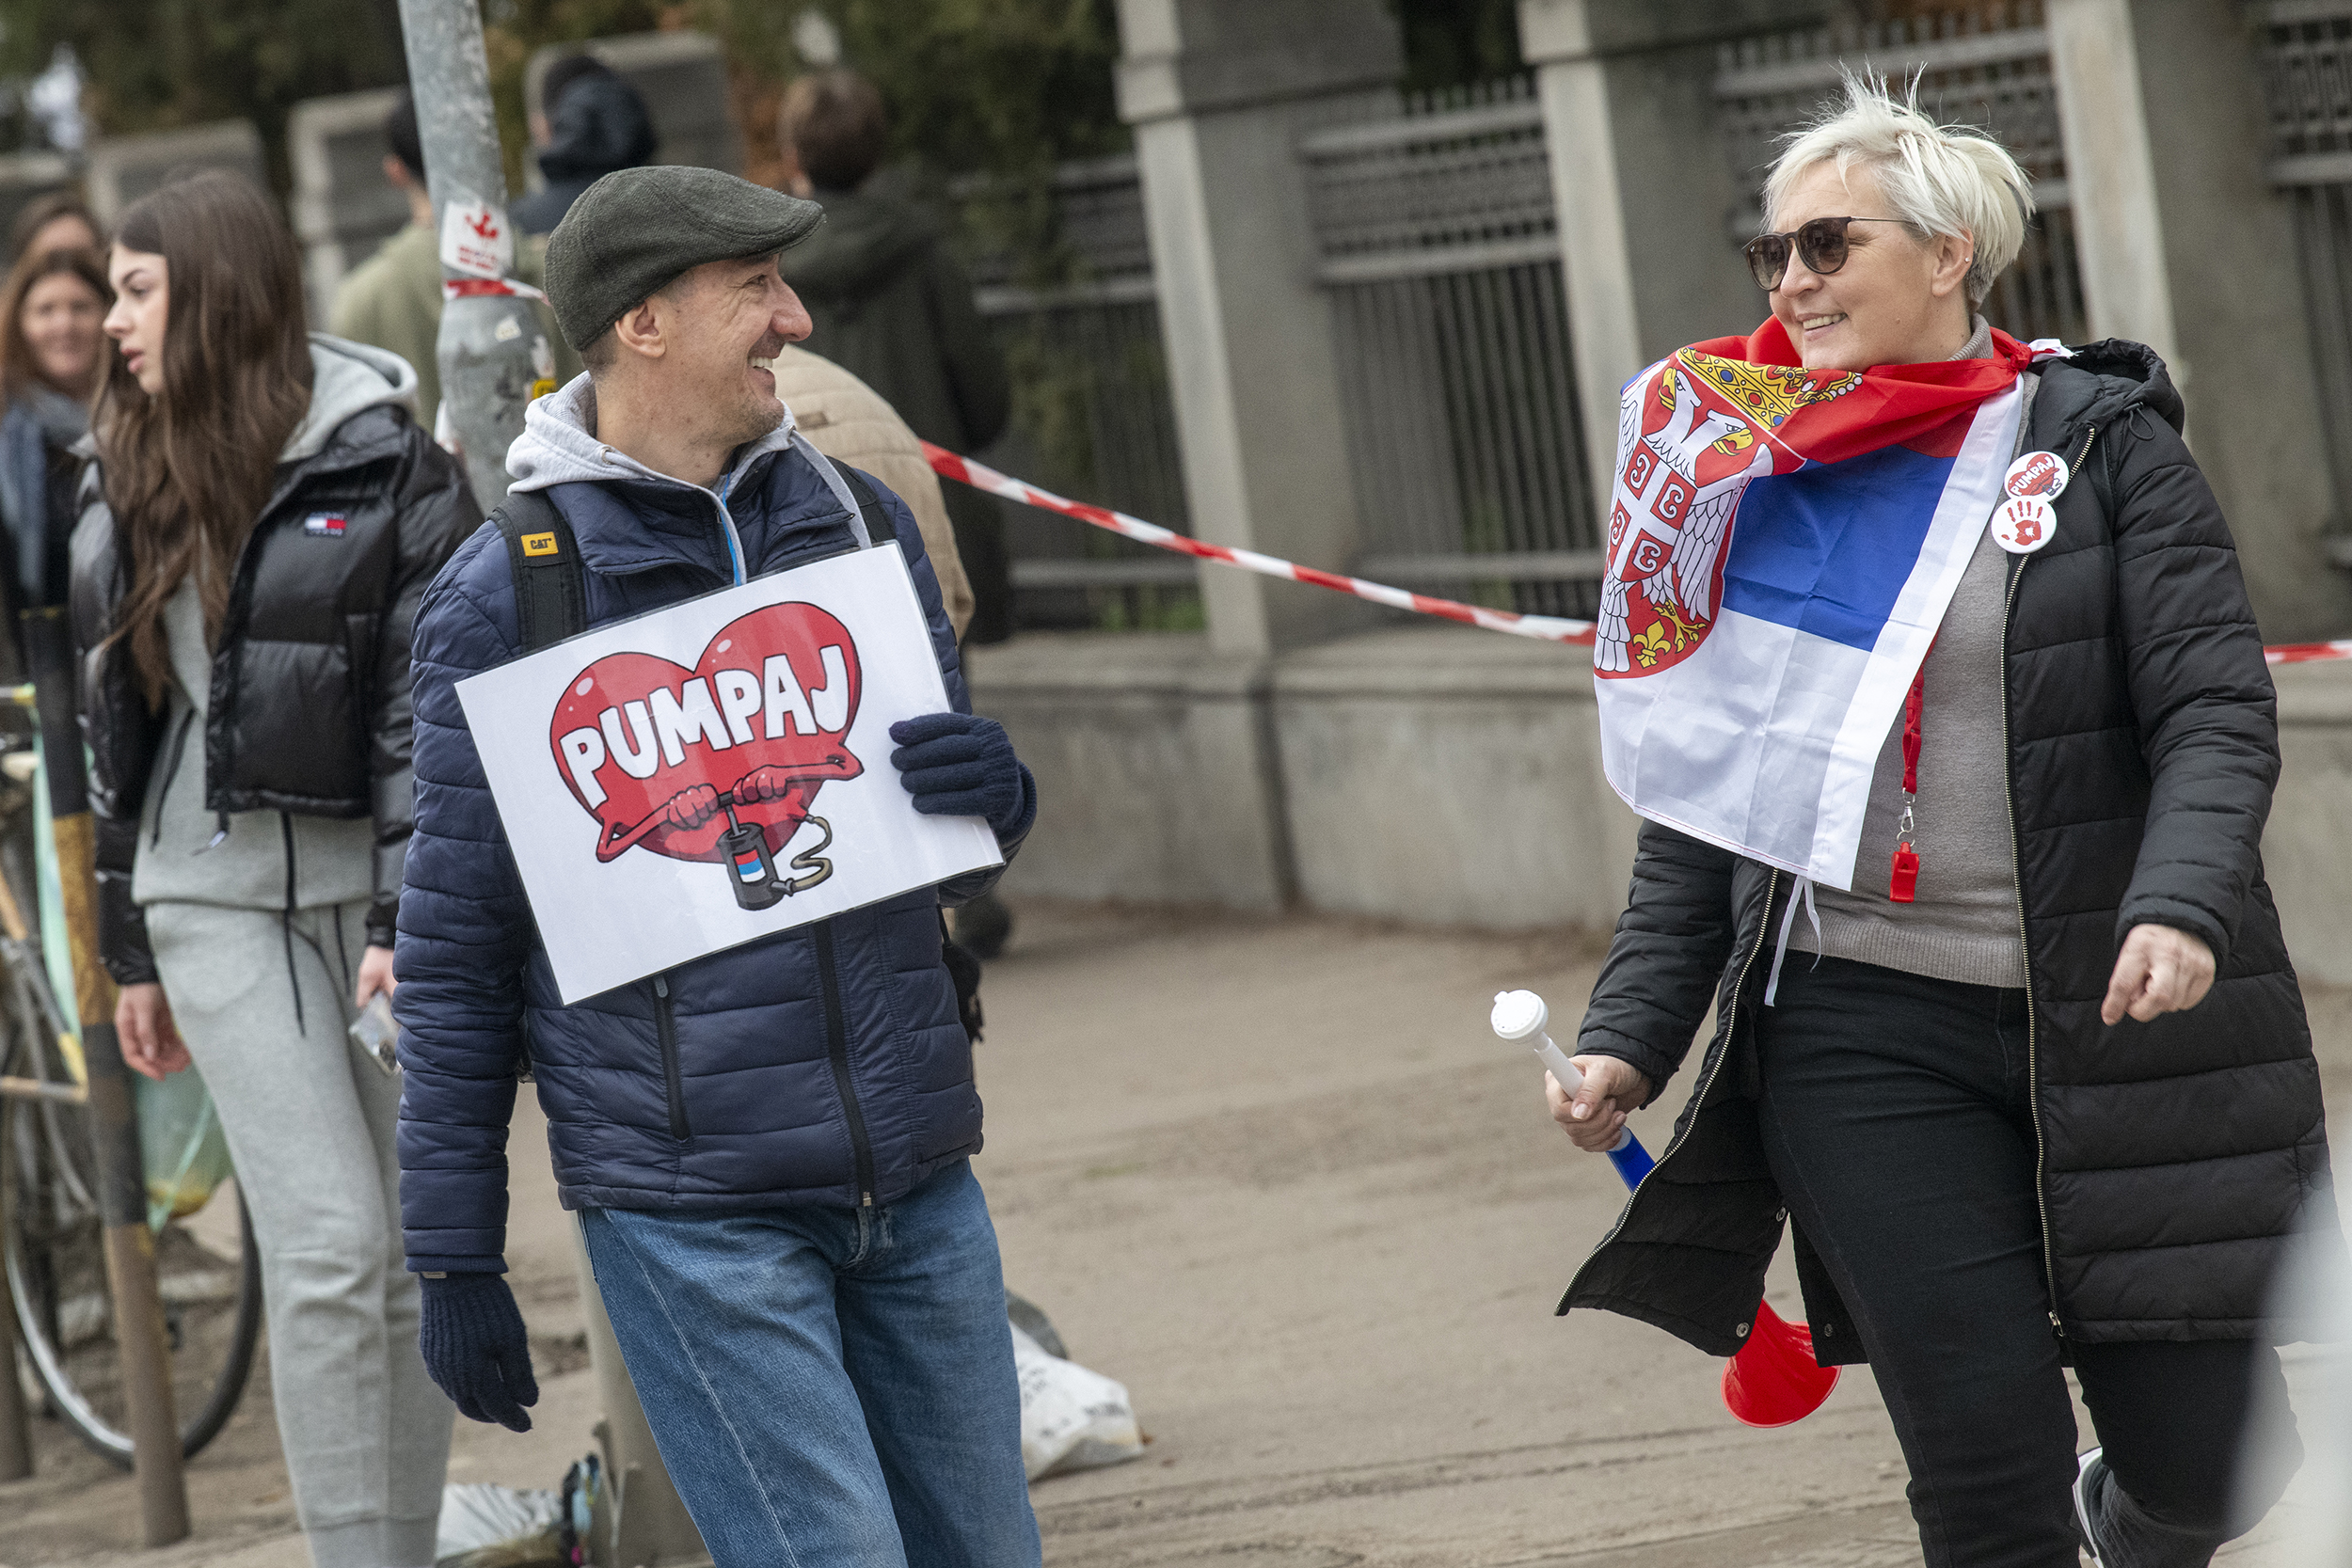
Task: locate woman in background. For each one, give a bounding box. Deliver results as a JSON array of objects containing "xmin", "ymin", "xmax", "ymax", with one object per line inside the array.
[
  {"xmin": 72, "ymin": 169, "xmax": 478, "ymax": 1568},
  {"xmin": 0, "ymin": 245, "xmax": 106, "ymax": 640}
]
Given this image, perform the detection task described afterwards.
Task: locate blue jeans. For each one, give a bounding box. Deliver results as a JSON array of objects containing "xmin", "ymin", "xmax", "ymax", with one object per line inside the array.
[{"xmin": 578, "ymin": 1161, "xmax": 1041, "ymax": 1568}]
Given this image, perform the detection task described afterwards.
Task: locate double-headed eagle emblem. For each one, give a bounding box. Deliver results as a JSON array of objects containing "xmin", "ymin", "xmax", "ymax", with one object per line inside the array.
[{"xmin": 1595, "ymin": 353, "xmax": 1858, "ymax": 675}]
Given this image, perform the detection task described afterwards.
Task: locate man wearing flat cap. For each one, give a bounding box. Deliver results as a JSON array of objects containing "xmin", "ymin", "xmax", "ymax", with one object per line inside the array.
[{"xmin": 390, "ymin": 166, "xmax": 1042, "ymax": 1567}]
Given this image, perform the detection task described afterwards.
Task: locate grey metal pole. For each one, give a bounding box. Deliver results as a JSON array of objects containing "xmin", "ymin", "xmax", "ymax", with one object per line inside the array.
[{"xmin": 394, "ymin": 0, "xmax": 547, "ymax": 513}]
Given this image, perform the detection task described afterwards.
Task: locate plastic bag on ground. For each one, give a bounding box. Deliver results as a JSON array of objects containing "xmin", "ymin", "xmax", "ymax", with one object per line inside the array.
[
  {"xmin": 435, "ymin": 1481, "xmax": 564, "ymax": 1566},
  {"xmin": 1013, "ymin": 1322, "xmax": 1145, "ymax": 1481}
]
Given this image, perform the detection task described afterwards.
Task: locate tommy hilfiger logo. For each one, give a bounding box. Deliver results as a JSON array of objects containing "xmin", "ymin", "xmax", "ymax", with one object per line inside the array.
[{"xmin": 303, "ymin": 513, "xmax": 348, "ymax": 538}]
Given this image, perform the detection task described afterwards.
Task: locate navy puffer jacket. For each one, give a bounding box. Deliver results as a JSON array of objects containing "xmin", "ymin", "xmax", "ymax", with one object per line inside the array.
[{"xmin": 394, "ymin": 415, "xmax": 1024, "ymax": 1272}]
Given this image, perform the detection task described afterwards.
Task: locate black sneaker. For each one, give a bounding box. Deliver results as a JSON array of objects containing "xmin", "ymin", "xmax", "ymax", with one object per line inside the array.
[{"xmin": 2073, "ymin": 1449, "xmax": 2108, "ymax": 1567}]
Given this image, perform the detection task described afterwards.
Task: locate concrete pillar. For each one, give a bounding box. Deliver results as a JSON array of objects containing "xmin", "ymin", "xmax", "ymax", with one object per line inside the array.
[
  {"xmin": 1113, "ymin": 0, "xmax": 1399, "ymax": 657},
  {"xmin": 1518, "ymin": 0, "xmax": 1831, "ymax": 513},
  {"xmin": 0, "ymin": 152, "xmax": 75, "ymax": 255},
  {"xmin": 84, "ymin": 120, "xmax": 264, "ymax": 229},
  {"xmin": 2050, "ymin": 0, "xmax": 2352, "ymax": 641},
  {"xmin": 287, "ymin": 88, "xmax": 411, "ymax": 327}
]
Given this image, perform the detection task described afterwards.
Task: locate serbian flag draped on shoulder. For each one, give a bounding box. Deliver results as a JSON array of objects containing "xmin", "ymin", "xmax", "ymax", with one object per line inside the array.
[{"xmin": 1595, "ymin": 317, "xmax": 2059, "ymax": 891}]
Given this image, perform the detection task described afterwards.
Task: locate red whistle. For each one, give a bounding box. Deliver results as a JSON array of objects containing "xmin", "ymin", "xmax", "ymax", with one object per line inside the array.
[{"xmin": 1890, "ymin": 844, "xmax": 1919, "ymax": 902}]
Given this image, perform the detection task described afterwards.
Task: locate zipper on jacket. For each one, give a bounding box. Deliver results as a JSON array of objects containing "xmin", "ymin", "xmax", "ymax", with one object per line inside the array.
[
  {"xmin": 812, "ymin": 920, "xmax": 877, "ymax": 1207},
  {"xmin": 712, "ymin": 469, "xmax": 747, "ymax": 586},
  {"xmin": 1560, "ymin": 867, "xmax": 1780, "ymax": 1314},
  {"xmin": 2002, "ymin": 420, "xmax": 2096, "ymax": 1336},
  {"xmin": 651, "ymin": 974, "xmax": 690, "ymax": 1140}
]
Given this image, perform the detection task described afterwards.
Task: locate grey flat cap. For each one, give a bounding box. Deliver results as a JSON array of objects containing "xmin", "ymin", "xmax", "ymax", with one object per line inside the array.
[{"xmin": 543, "ymin": 165, "xmax": 825, "ymax": 351}]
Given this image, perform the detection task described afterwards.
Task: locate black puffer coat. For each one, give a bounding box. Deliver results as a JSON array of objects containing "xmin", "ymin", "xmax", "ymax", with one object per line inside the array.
[
  {"xmin": 72, "ymin": 378, "xmax": 478, "ymax": 981},
  {"xmin": 1566, "ymin": 341, "xmax": 2340, "ymax": 1358}
]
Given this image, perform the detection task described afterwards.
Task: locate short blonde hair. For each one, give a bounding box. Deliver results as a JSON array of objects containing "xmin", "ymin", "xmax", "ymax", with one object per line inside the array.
[{"xmin": 1761, "ymin": 72, "xmax": 2033, "ymax": 307}]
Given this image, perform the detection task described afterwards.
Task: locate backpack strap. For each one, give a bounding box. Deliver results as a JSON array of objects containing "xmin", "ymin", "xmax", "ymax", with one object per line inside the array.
[
  {"xmin": 490, "ymin": 466, "xmax": 888, "ymax": 656},
  {"xmin": 491, "ymin": 489, "xmax": 587, "ymax": 654},
  {"xmin": 838, "ymin": 466, "xmax": 898, "ymax": 546}
]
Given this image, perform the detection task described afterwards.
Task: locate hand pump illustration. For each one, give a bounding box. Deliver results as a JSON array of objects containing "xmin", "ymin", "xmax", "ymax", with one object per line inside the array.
[
  {"xmin": 1490, "ymin": 990, "xmax": 1839, "ymax": 1428},
  {"xmin": 550, "ymin": 601, "xmax": 866, "ymax": 911}
]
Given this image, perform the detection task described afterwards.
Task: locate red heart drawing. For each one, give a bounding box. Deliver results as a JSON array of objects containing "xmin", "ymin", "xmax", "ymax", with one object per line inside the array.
[{"xmin": 548, "ymin": 603, "xmax": 864, "ymax": 864}]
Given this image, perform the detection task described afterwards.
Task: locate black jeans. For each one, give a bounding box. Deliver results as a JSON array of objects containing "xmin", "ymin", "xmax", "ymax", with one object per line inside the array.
[{"xmin": 1755, "ymin": 955, "xmax": 2299, "ymax": 1568}]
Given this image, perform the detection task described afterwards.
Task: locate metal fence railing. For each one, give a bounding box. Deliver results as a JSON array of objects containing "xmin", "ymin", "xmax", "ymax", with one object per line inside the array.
[
  {"xmin": 1301, "ymin": 77, "xmax": 1602, "ymax": 622},
  {"xmin": 961, "ymin": 155, "xmax": 1199, "ymax": 631},
  {"xmin": 1713, "ymin": 3, "xmax": 2088, "ymax": 347},
  {"xmin": 2261, "ymin": 0, "xmax": 2352, "ymax": 536}
]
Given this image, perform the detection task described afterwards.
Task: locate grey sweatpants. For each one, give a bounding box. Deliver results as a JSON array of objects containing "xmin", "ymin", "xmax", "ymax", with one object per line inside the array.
[{"xmin": 149, "ymin": 898, "xmax": 449, "ymax": 1568}]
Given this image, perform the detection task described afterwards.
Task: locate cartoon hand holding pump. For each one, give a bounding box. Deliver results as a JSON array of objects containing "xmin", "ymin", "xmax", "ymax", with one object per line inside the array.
[
  {"xmin": 548, "ymin": 602, "xmax": 868, "ymax": 911},
  {"xmin": 656, "ymin": 768, "xmax": 838, "ymax": 909}
]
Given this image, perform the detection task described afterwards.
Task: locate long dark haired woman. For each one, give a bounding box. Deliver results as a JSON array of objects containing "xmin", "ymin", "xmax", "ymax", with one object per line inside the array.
[
  {"xmin": 0, "ymin": 245, "xmax": 106, "ymax": 647},
  {"xmin": 1548, "ymin": 79, "xmax": 2335, "ymax": 1568},
  {"xmin": 71, "ymin": 170, "xmax": 479, "ymax": 1568}
]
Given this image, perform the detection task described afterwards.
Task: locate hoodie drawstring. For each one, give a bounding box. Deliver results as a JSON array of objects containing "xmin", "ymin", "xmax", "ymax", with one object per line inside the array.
[
  {"xmin": 1764, "ymin": 877, "xmax": 1820, "ymax": 1008},
  {"xmin": 279, "ymin": 813, "xmax": 304, "ymax": 1035}
]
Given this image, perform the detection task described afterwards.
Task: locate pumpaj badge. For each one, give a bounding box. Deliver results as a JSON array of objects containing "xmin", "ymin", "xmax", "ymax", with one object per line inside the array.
[{"xmin": 2004, "ymin": 450, "xmax": 2069, "ymax": 500}]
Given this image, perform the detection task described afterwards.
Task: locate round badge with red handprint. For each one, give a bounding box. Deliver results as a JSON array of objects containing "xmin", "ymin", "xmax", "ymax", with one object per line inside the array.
[{"xmin": 1990, "ymin": 494, "xmax": 2057, "ymax": 555}]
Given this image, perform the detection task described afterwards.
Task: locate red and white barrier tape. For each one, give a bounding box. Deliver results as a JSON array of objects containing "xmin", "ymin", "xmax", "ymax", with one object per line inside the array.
[
  {"xmin": 2265, "ymin": 641, "xmax": 2352, "ymax": 666},
  {"xmin": 920, "ymin": 442, "xmax": 2352, "ymax": 668},
  {"xmin": 921, "ymin": 443, "xmax": 1598, "ymax": 646},
  {"xmin": 442, "ymin": 276, "xmax": 548, "ymax": 302}
]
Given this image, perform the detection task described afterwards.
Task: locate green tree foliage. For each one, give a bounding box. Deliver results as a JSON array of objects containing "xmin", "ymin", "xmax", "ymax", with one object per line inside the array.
[{"xmin": 0, "ymin": 0, "xmax": 409, "ymax": 189}]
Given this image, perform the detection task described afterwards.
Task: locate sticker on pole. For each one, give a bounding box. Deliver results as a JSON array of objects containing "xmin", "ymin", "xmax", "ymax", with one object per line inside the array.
[
  {"xmin": 438, "ymin": 195, "xmax": 514, "ymax": 281},
  {"xmin": 457, "ymin": 546, "xmax": 1002, "ymax": 1003}
]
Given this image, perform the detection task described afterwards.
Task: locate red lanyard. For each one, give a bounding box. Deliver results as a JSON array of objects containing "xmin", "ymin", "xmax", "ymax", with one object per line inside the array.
[{"xmin": 1890, "ymin": 664, "xmax": 1924, "ymax": 901}]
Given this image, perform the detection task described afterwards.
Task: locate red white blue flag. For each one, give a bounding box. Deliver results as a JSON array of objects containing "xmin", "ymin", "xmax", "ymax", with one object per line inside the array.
[{"xmin": 1596, "ymin": 319, "xmax": 2057, "ymax": 890}]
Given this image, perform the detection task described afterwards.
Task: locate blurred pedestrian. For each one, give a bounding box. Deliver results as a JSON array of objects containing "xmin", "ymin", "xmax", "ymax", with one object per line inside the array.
[
  {"xmin": 777, "ymin": 68, "xmax": 1015, "ymax": 647},
  {"xmin": 774, "ymin": 342, "xmax": 974, "ymax": 635},
  {"xmin": 1550, "ymin": 78, "xmax": 2334, "ymax": 1568},
  {"xmin": 395, "ymin": 165, "xmax": 1040, "ymax": 1568},
  {"xmin": 0, "ymin": 245, "xmax": 105, "ymax": 648},
  {"xmin": 73, "ymin": 169, "xmax": 480, "ymax": 1568},
  {"xmin": 7, "ymin": 189, "xmax": 99, "ymax": 266},
  {"xmin": 330, "ymin": 89, "xmax": 577, "ymax": 433},
  {"xmin": 510, "ymin": 54, "xmax": 657, "ymax": 236}
]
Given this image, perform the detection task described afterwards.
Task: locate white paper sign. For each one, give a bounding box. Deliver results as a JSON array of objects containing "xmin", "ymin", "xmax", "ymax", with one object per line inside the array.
[
  {"xmin": 438, "ymin": 195, "xmax": 514, "ymax": 280},
  {"xmin": 457, "ymin": 546, "xmax": 1003, "ymax": 1003}
]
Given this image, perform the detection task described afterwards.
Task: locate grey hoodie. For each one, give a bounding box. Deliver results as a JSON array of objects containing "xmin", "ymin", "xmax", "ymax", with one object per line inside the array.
[
  {"xmin": 504, "ymin": 372, "xmax": 872, "ymax": 572},
  {"xmin": 132, "ymin": 337, "xmax": 419, "ymax": 915}
]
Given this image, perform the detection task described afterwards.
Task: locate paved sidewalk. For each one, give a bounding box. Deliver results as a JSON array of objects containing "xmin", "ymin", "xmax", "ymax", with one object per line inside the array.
[{"xmin": 5, "ymin": 898, "xmax": 2345, "ymax": 1565}]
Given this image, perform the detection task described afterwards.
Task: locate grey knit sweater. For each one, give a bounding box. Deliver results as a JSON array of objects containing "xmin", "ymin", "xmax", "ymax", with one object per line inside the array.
[{"xmin": 1788, "ymin": 318, "xmax": 2031, "ymax": 988}]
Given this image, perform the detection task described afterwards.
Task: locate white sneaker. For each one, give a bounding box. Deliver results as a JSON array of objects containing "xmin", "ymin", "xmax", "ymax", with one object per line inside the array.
[{"xmin": 2073, "ymin": 1448, "xmax": 2107, "ymax": 1567}]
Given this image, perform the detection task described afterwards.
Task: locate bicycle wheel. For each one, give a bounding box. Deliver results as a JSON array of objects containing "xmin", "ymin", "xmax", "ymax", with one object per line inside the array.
[{"xmin": 2, "ymin": 1060, "xmax": 264, "ymax": 1466}]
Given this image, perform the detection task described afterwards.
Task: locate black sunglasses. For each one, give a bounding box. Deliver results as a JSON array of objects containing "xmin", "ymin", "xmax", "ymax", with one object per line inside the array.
[{"xmin": 1743, "ymin": 215, "xmax": 1906, "ymax": 291}]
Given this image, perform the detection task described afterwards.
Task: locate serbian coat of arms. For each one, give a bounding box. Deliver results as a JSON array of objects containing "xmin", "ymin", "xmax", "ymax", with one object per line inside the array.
[{"xmin": 1595, "ymin": 351, "xmax": 1860, "ymax": 677}]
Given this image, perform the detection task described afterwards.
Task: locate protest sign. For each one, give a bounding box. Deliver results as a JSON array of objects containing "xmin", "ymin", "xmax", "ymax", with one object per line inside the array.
[{"xmin": 458, "ymin": 546, "xmax": 1002, "ymax": 1002}]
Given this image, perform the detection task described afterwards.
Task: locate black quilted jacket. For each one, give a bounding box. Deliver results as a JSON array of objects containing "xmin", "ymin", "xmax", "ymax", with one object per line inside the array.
[
  {"xmin": 72, "ymin": 403, "xmax": 478, "ymax": 977},
  {"xmin": 1565, "ymin": 341, "xmax": 2340, "ymax": 1358}
]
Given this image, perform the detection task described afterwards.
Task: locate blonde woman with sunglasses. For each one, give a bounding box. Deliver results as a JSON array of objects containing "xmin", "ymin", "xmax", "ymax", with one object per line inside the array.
[{"xmin": 1546, "ymin": 76, "xmax": 2334, "ymax": 1568}]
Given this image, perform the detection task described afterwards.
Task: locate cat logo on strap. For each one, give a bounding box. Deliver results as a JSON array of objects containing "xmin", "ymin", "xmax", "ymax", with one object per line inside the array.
[{"xmin": 519, "ymin": 531, "xmax": 561, "ymax": 558}]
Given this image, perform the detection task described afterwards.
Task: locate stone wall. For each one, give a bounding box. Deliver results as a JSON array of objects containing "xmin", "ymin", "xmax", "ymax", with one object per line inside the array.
[
  {"xmin": 974, "ymin": 626, "xmax": 2352, "ymax": 986},
  {"xmin": 84, "ymin": 120, "xmax": 264, "ymax": 229},
  {"xmin": 287, "ymin": 89, "xmax": 410, "ymax": 328}
]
